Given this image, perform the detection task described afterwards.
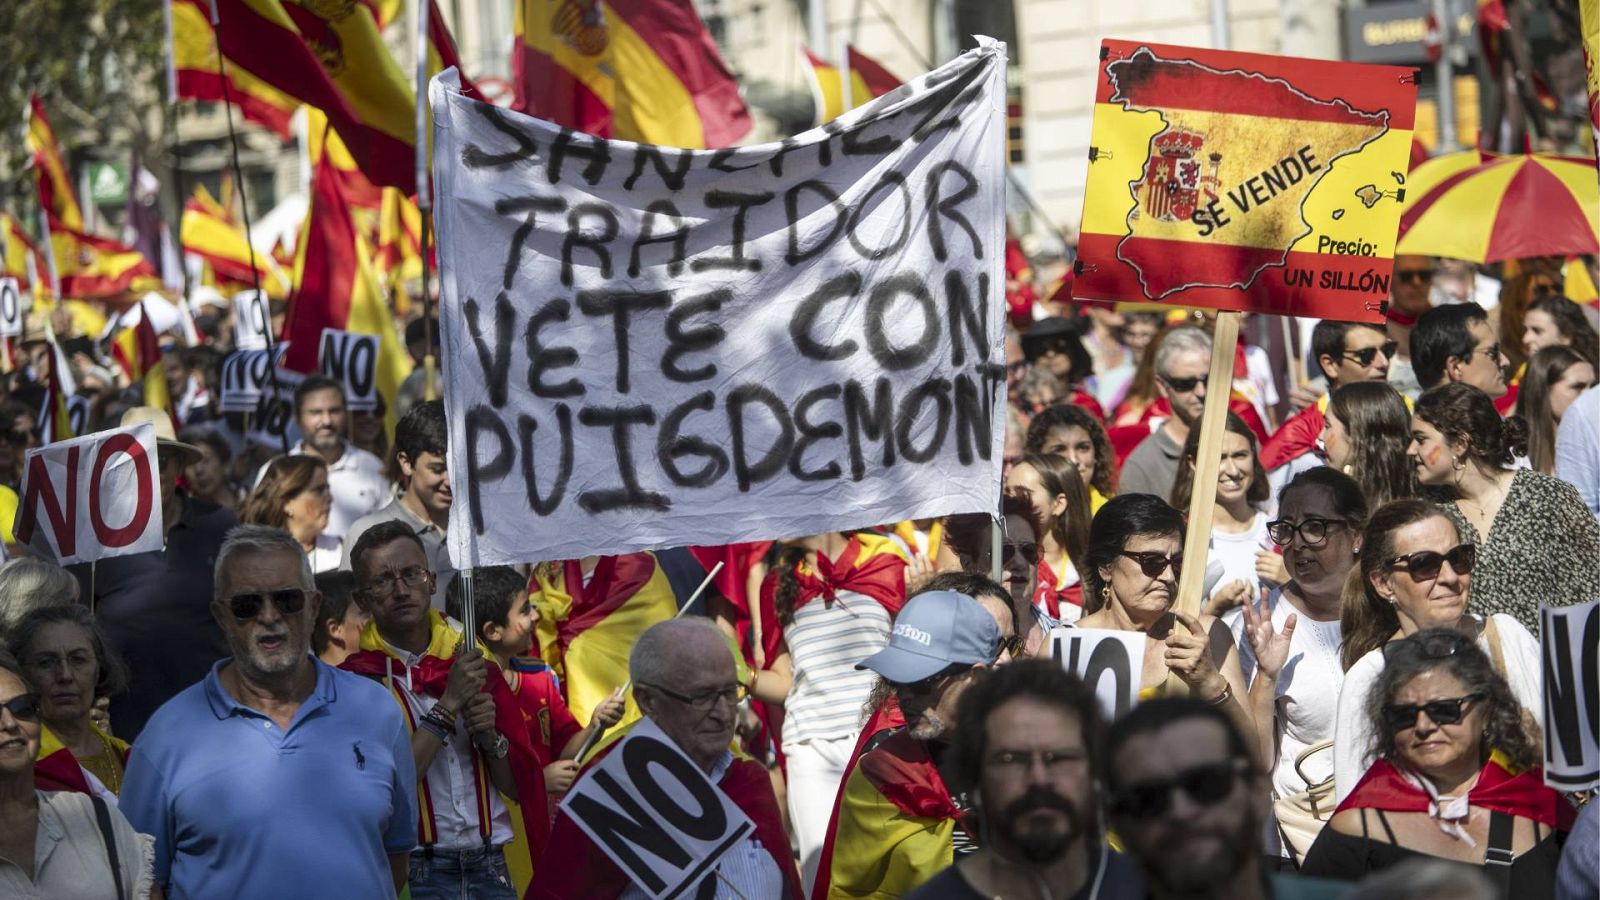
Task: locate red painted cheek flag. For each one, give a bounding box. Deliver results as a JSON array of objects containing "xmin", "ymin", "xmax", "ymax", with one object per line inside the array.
[{"xmin": 1074, "ymin": 41, "xmax": 1416, "ymax": 322}]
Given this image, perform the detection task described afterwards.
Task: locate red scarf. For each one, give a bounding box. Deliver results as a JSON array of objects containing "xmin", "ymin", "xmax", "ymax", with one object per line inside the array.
[
  {"xmin": 791, "ymin": 536, "xmax": 907, "ymax": 615},
  {"xmin": 1338, "ymin": 756, "xmax": 1576, "ymax": 830},
  {"xmin": 1386, "ymin": 306, "xmax": 1418, "ymax": 327},
  {"xmin": 1035, "ymin": 557, "xmax": 1084, "ymax": 620}
]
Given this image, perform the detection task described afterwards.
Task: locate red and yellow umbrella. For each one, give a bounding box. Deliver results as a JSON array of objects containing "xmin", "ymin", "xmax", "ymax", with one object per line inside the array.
[{"xmin": 1396, "ymin": 152, "xmax": 1599, "ymax": 263}]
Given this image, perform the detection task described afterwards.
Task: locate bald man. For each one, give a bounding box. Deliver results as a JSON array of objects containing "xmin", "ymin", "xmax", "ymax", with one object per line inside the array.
[{"xmin": 529, "ymin": 619, "xmax": 802, "ymax": 899}]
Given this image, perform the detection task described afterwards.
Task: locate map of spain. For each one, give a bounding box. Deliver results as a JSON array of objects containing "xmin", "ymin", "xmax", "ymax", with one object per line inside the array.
[{"xmin": 1105, "ymin": 47, "xmax": 1392, "ymax": 300}]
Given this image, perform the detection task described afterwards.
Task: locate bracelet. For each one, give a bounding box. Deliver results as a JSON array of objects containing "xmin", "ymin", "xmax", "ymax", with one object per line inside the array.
[
  {"xmin": 432, "ymin": 703, "xmax": 459, "ymax": 726},
  {"xmin": 1206, "ymin": 683, "xmax": 1233, "ymax": 706},
  {"xmin": 418, "ymin": 716, "xmax": 451, "ymax": 743},
  {"xmin": 749, "ymin": 670, "xmax": 761, "ymax": 696}
]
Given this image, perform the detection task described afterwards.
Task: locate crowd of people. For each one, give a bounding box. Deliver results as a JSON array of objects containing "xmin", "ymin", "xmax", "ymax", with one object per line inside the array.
[{"xmin": 0, "ymin": 249, "xmax": 1597, "ymax": 900}]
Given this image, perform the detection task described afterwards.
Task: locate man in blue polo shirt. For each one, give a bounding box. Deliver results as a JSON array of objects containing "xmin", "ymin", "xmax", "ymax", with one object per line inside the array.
[{"xmin": 120, "ymin": 525, "xmax": 417, "ymax": 899}]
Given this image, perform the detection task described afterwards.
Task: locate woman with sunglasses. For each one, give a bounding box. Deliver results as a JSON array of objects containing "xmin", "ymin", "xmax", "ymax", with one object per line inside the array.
[
  {"xmin": 1322, "ymin": 381, "xmax": 1417, "ymax": 509},
  {"xmin": 1304, "ymin": 629, "xmax": 1573, "ymax": 893},
  {"xmin": 239, "ymin": 456, "xmax": 341, "ymax": 574},
  {"xmin": 8, "ymin": 606, "xmax": 128, "ymax": 797},
  {"xmin": 0, "ymin": 651, "xmax": 160, "ymax": 898},
  {"xmin": 1410, "ymin": 382, "xmax": 1600, "ymax": 632},
  {"xmin": 1171, "ymin": 413, "xmax": 1283, "ymax": 617},
  {"xmin": 1236, "ymin": 467, "xmax": 1367, "ymax": 862},
  {"xmin": 1004, "ymin": 453, "xmax": 1092, "ymax": 622},
  {"xmin": 1515, "ymin": 345, "xmax": 1596, "ymax": 475},
  {"xmin": 1332, "ymin": 500, "xmax": 1541, "ymax": 804},
  {"xmin": 1024, "ymin": 402, "xmax": 1116, "ymax": 511},
  {"xmin": 1076, "ymin": 494, "xmax": 1251, "ymax": 723}
]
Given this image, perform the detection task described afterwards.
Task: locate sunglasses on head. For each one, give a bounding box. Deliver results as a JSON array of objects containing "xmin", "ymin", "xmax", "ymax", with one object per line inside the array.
[
  {"xmin": 1159, "ymin": 374, "xmax": 1203, "ymax": 394},
  {"xmin": 1119, "ymin": 550, "xmax": 1182, "ymax": 578},
  {"xmin": 1395, "ymin": 270, "xmax": 1434, "ymax": 284},
  {"xmin": 1341, "ymin": 341, "xmax": 1399, "ymax": 367},
  {"xmin": 1386, "ymin": 543, "xmax": 1475, "ymax": 581},
  {"xmin": 1109, "ymin": 759, "xmax": 1253, "ymax": 819},
  {"xmin": 0, "ymin": 693, "xmax": 40, "ymax": 722},
  {"xmin": 226, "ymin": 588, "xmax": 309, "ymax": 621},
  {"xmin": 1380, "ymin": 629, "xmax": 1474, "ymax": 663},
  {"xmin": 1382, "ymin": 693, "xmax": 1484, "ymax": 732}
]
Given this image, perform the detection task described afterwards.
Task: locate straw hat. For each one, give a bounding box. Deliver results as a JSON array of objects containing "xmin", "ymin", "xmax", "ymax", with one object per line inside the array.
[{"xmin": 119, "ymin": 407, "xmax": 203, "ymax": 469}]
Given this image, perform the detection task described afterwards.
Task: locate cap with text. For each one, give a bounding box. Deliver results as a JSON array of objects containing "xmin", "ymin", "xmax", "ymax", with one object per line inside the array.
[{"xmin": 856, "ymin": 589, "xmax": 1001, "ymax": 684}]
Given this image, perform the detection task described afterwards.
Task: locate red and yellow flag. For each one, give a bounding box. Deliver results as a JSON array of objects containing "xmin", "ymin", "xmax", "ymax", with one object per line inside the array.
[
  {"xmin": 111, "ymin": 303, "xmax": 176, "ymax": 425},
  {"xmin": 374, "ymin": 187, "xmax": 424, "ymax": 293},
  {"xmin": 181, "ymin": 186, "xmax": 291, "ymax": 297},
  {"xmin": 807, "ymin": 44, "xmax": 906, "ymax": 124},
  {"xmin": 171, "ymin": 0, "xmax": 299, "ymax": 138},
  {"xmin": 1073, "ymin": 41, "xmax": 1416, "ymax": 322},
  {"xmin": 1582, "ymin": 0, "xmax": 1600, "ymax": 160},
  {"xmin": 25, "ymin": 95, "xmax": 84, "ymax": 233},
  {"xmin": 2, "ymin": 213, "xmax": 48, "ymax": 299},
  {"xmin": 512, "ymin": 0, "xmax": 750, "ymax": 147},
  {"xmin": 49, "ymin": 223, "xmax": 161, "ymax": 300},
  {"xmin": 39, "ymin": 333, "xmax": 76, "ymax": 445}
]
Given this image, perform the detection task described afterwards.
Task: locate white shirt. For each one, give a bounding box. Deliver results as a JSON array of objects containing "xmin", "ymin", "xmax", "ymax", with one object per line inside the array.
[
  {"xmin": 1332, "ymin": 614, "xmax": 1541, "ymax": 804},
  {"xmin": 382, "ymin": 638, "xmax": 514, "ymax": 850},
  {"xmin": 309, "ymin": 533, "xmax": 343, "ymax": 574},
  {"xmin": 617, "ymin": 752, "xmax": 785, "ymax": 900},
  {"xmin": 1209, "ymin": 512, "xmax": 1271, "ymax": 603},
  {"xmin": 295, "ymin": 441, "xmax": 390, "ymax": 539},
  {"xmin": 1233, "ymin": 589, "xmax": 1345, "ymax": 799}
]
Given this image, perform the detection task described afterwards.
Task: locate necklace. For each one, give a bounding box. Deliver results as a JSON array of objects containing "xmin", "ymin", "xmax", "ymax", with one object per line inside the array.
[{"xmin": 78, "ymin": 730, "xmax": 123, "ymax": 795}]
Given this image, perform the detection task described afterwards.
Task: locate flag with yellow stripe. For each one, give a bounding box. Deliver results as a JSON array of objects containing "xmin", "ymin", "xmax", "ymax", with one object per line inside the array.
[
  {"xmin": 171, "ymin": 0, "xmax": 299, "ymax": 138},
  {"xmin": 49, "ymin": 223, "xmax": 161, "ymax": 300},
  {"xmin": 1074, "ymin": 41, "xmax": 1416, "ymax": 322},
  {"xmin": 25, "ymin": 95, "xmax": 84, "ymax": 232},
  {"xmin": 111, "ymin": 303, "xmax": 176, "ymax": 426},
  {"xmin": 181, "ymin": 186, "xmax": 291, "ymax": 297}
]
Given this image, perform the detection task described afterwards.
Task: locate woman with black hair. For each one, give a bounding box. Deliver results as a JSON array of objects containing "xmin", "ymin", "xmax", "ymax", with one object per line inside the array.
[
  {"xmin": 1024, "ymin": 402, "xmax": 1117, "ymax": 511},
  {"xmin": 1409, "ymin": 383, "xmax": 1600, "ymax": 630}
]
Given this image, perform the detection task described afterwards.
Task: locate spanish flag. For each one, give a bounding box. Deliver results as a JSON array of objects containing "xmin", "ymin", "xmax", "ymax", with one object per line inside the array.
[
  {"xmin": 111, "ymin": 303, "xmax": 176, "ymax": 425},
  {"xmin": 281, "ymin": 133, "xmax": 413, "ymax": 436},
  {"xmin": 804, "ymin": 44, "xmax": 905, "ymax": 125},
  {"xmin": 181, "ymin": 186, "xmax": 291, "ymax": 297},
  {"xmin": 39, "ymin": 332, "xmax": 76, "ymax": 445},
  {"xmin": 1, "ymin": 213, "xmax": 48, "ymax": 298},
  {"xmin": 1582, "ymin": 0, "xmax": 1600, "ymax": 157},
  {"xmin": 512, "ymin": 0, "xmax": 750, "ymax": 148},
  {"xmin": 25, "ymin": 95, "xmax": 84, "ymax": 233},
  {"xmin": 171, "ymin": 0, "xmax": 299, "ymax": 138},
  {"xmin": 374, "ymin": 187, "xmax": 424, "ymax": 293},
  {"xmin": 1074, "ymin": 41, "xmax": 1416, "ymax": 322},
  {"xmin": 48, "ymin": 222, "xmax": 161, "ymax": 300}
]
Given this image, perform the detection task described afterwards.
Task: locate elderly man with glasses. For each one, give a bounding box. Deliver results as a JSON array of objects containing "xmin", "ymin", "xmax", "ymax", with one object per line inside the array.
[
  {"xmin": 530, "ymin": 617, "xmax": 803, "ymax": 899},
  {"xmin": 118, "ymin": 524, "xmax": 418, "ymax": 900},
  {"xmin": 1118, "ymin": 325, "xmax": 1214, "ymax": 497}
]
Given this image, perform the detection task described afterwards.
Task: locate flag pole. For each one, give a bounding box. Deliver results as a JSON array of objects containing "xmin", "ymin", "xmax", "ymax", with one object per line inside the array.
[
  {"xmin": 163, "ymin": 0, "xmax": 198, "ymax": 344},
  {"xmin": 208, "ymin": 0, "xmax": 290, "ymax": 455},
  {"xmin": 415, "ymin": 0, "xmax": 437, "ymax": 402}
]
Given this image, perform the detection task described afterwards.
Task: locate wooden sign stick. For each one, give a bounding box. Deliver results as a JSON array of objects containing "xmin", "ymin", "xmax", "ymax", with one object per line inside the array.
[{"xmin": 1165, "ymin": 310, "xmax": 1242, "ymax": 696}]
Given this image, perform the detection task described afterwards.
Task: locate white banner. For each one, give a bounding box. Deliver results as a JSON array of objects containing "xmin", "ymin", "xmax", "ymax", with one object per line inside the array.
[
  {"xmin": 1542, "ymin": 599, "xmax": 1599, "ymax": 791},
  {"xmin": 0, "ymin": 278, "xmax": 21, "ymax": 337},
  {"xmin": 1049, "ymin": 627, "xmax": 1148, "ymax": 721},
  {"xmin": 232, "ymin": 289, "xmax": 270, "ymax": 350},
  {"xmin": 559, "ymin": 717, "xmax": 755, "ymax": 899},
  {"xmin": 318, "ymin": 328, "xmax": 379, "ymax": 412},
  {"xmin": 12, "ymin": 423, "xmax": 164, "ymax": 565},
  {"xmin": 431, "ymin": 39, "xmax": 1008, "ymax": 566}
]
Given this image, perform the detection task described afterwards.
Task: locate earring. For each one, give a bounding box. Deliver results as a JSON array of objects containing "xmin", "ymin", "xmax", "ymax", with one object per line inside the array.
[
  {"xmin": 1451, "ymin": 456, "xmax": 1466, "ymax": 471},
  {"xmin": 1101, "ymin": 584, "xmax": 1112, "ymax": 602}
]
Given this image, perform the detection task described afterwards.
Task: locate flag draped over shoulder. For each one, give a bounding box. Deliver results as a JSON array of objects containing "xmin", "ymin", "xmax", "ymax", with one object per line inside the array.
[
  {"xmin": 111, "ymin": 304, "xmax": 176, "ymax": 425},
  {"xmin": 512, "ymin": 0, "xmax": 750, "ymax": 147},
  {"xmin": 26, "ymin": 95, "xmax": 84, "ymax": 232}
]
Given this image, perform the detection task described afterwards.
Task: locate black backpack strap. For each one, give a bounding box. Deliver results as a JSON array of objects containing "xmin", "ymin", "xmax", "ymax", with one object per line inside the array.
[
  {"xmin": 1484, "ymin": 810, "xmax": 1515, "ymax": 897},
  {"xmin": 90, "ymin": 793, "xmax": 125, "ymax": 900}
]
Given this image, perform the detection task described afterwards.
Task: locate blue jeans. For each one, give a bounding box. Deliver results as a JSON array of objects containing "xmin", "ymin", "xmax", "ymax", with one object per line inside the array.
[{"xmin": 407, "ymin": 845, "xmax": 516, "ymax": 900}]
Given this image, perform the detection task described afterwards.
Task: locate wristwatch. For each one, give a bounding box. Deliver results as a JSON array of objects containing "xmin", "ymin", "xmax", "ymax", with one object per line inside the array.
[{"xmin": 480, "ymin": 731, "xmax": 509, "ymax": 759}]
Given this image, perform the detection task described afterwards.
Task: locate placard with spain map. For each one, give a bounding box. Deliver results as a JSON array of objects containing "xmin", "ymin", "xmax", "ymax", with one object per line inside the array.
[{"xmin": 1073, "ymin": 40, "xmax": 1417, "ymax": 322}]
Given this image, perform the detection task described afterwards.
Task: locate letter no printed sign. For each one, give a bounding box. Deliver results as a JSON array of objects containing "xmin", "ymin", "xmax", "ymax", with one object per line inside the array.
[
  {"xmin": 1542, "ymin": 599, "xmax": 1598, "ymax": 791},
  {"xmin": 1050, "ymin": 627, "xmax": 1147, "ymax": 720},
  {"xmin": 560, "ymin": 718, "xmax": 755, "ymax": 899},
  {"xmin": 12, "ymin": 423, "xmax": 164, "ymax": 565}
]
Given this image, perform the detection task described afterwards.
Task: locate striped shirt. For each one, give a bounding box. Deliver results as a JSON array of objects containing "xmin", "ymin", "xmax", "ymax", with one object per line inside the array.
[{"xmin": 782, "ymin": 591, "xmax": 892, "ymax": 745}]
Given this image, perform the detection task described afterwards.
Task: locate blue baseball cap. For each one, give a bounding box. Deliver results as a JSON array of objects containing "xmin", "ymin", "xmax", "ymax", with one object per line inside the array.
[{"xmin": 856, "ymin": 590, "xmax": 1002, "ymax": 685}]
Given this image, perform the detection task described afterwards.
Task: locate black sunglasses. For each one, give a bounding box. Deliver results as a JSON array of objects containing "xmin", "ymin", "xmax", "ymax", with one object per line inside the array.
[
  {"xmin": 1395, "ymin": 270, "xmax": 1434, "ymax": 284},
  {"xmin": 1382, "ymin": 693, "xmax": 1484, "ymax": 732},
  {"xmin": 1002, "ymin": 540, "xmax": 1040, "ymax": 566},
  {"xmin": 1119, "ymin": 550, "xmax": 1182, "ymax": 578},
  {"xmin": 227, "ymin": 588, "xmax": 309, "ymax": 621},
  {"xmin": 1266, "ymin": 517, "xmax": 1348, "ymax": 547},
  {"xmin": 1159, "ymin": 374, "xmax": 1203, "ymax": 394},
  {"xmin": 1386, "ymin": 543, "xmax": 1475, "ymax": 581},
  {"xmin": 1380, "ymin": 629, "xmax": 1474, "ymax": 663},
  {"xmin": 0, "ymin": 693, "xmax": 41, "ymax": 722},
  {"xmin": 1110, "ymin": 759, "xmax": 1253, "ymax": 819},
  {"xmin": 1340, "ymin": 341, "xmax": 1399, "ymax": 367}
]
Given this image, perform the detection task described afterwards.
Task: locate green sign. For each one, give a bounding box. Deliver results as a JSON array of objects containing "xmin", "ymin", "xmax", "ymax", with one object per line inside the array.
[{"xmin": 88, "ymin": 161, "xmax": 128, "ymax": 205}]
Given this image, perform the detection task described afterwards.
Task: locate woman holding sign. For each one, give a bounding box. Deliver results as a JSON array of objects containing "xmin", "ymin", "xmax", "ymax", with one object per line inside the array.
[
  {"xmin": 1075, "ymin": 494, "xmax": 1251, "ymax": 724},
  {"xmin": 1304, "ymin": 630, "xmax": 1573, "ymax": 893},
  {"xmin": 239, "ymin": 456, "xmax": 341, "ymax": 573}
]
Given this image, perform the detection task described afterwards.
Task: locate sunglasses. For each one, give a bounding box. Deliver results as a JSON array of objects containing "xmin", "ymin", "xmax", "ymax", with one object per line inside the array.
[
  {"xmin": 1159, "ymin": 374, "xmax": 1203, "ymax": 394},
  {"xmin": 1382, "ymin": 693, "xmax": 1484, "ymax": 732},
  {"xmin": 0, "ymin": 693, "xmax": 41, "ymax": 722},
  {"xmin": 1266, "ymin": 517, "xmax": 1347, "ymax": 547},
  {"xmin": 1002, "ymin": 541, "xmax": 1040, "ymax": 565},
  {"xmin": 1341, "ymin": 341, "xmax": 1399, "ymax": 367},
  {"xmin": 1395, "ymin": 270, "xmax": 1434, "ymax": 284},
  {"xmin": 898, "ymin": 669, "xmax": 962, "ymax": 697},
  {"xmin": 226, "ymin": 588, "xmax": 309, "ymax": 621},
  {"xmin": 1119, "ymin": 550, "xmax": 1182, "ymax": 578},
  {"xmin": 1380, "ymin": 629, "xmax": 1474, "ymax": 663},
  {"xmin": 1386, "ymin": 543, "xmax": 1475, "ymax": 581},
  {"xmin": 1110, "ymin": 759, "xmax": 1252, "ymax": 819}
]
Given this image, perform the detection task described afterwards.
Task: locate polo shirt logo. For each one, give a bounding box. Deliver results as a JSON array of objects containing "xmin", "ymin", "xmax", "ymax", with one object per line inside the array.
[{"xmin": 893, "ymin": 624, "xmax": 932, "ymax": 646}]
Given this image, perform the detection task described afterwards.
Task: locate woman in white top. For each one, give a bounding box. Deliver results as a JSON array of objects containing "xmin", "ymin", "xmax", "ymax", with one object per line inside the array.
[
  {"xmin": 239, "ymin": 456, "xmax": 342, "ymax": 573},
  {"xmin": 1238, "ymin": 467, "xmax": 1368, "ymax": 858},
  {"xmin": 1170, "ymin": 412, "xmax": 1287, "ymax": 616},
  {"xmin": 1331, "ymin": 499, "xmax": 1540, "ymax": 804},
  {"xmin": 0, "ymin": 654, "xmax": 158, "ymax": 898}
]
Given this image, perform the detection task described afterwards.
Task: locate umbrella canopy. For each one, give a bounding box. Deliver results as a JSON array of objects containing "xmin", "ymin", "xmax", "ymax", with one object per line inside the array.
[{"xmin": 1396, "ymin": 152, "xmax": 1599, "ymax": 263}]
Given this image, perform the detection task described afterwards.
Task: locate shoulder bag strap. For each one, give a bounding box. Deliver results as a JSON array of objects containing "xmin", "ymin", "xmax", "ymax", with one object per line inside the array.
[
  {"xmin": 1485, "ymin": 810, "xmax": 1515, "ymax": 897},
  {"xmin": 90, "ymin": 793, "xmax": 125, "ymax": 900},
  {"xmin": 1483, "ymin": 616, "xmax": 1508, "ymax": 680}
]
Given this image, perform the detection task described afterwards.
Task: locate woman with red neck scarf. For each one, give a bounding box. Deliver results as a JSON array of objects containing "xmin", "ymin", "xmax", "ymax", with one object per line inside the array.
[
  {"xmin": 1002, "ymin": 453, "xmax": 1092, "ymax": 623},
  {"xmin": 1303, "ymin": 628, "xmax": 1573, "ymax": 894}
]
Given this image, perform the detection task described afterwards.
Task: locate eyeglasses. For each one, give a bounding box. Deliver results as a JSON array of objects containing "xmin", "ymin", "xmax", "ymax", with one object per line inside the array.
[
  {"xmin": 361, "ymin": 566, "xmax": 431, "ymax": 596},
  {"xmin": 1464, "ymin": 343, "xmax": 1502, "ymax": 363},
  {"xmin": 1385, "ymin": 543, "xmax": 1475, "ymax": 581},
  {"xmin": 1266, "ymin": 517, "xmax": 1348, "ymax": 547},
  {"xmin": 1001, "ymin": 540, "xmax": 1040, "ymax": 566},
  {"xmin": 1159, "ymin": 374, "xmax": 1203, "ymax": 394},
  {"xmin": 1109, "ymin": 759, "xmax": 1253, "ymax": 819},
  {"xmin": 987, "ymin": 747, "xmax": 1087, "ymax": 773},
  {"xmin": 1382, "ymin": 694, "xmax": 1484, "ymax": 732},
  {"xmin": 897, "ymin": 670, "xmax": 961, "ymax": 697},
  {"xmin": 0, "ymin": 693, "xmax": 40, "ymax": 722},
  {"xmin": 1119, "ymin": 550, "xmax": 1182, "ymax": 578},
  {"xmin": 226, "ymin": 588, "xmax": 309, "ymax": 620},
  {"xmin": 1340, "ymin": 341, "xmax": 1399, "ymax": 367},
  {"xmin": 641, "ymin": 681, "xmax": 746, "ymax": 712},
  {"xmin": 997, "ymin": 633, "xmax": 1026, "ymax": 659},
  {"xmin": 1395, "ymin": 270, "xmax": 1434, "ymax": 284}
]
